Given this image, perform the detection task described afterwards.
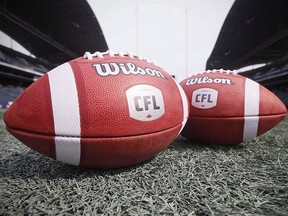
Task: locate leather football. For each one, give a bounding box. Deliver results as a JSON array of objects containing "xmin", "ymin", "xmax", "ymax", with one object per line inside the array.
[
  {"xmin": 180, "ymin": 69, "xmax": 287, "ymax": 145},
  {"xmin": 4, "ymin": 50, "xmax": 189, "ymax": 168}
]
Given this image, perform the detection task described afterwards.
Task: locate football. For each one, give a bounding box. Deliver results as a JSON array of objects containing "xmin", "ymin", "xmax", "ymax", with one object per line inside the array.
[
  {"xmin": 4, "ymin": 50, "xmax": 189, "ymax": 168},
  {"xmin": 180, "ymin": 69, "xmax": 287, "ymax": 145}
]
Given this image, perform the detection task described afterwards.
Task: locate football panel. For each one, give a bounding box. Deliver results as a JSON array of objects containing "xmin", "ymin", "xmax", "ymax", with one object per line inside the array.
[
  {"xmin": 4, "ymin": 75, "xmax": 55, "ymax": 135},
  {"xmin": 181, "ymin": 116, "xmax": 245, "ymax": 145},
  {"xmin": 259, "ymin": 85, "xmax": 287, "ymax": 115},
  {"xmin": 70, "ymin": 57, "xmax": 185, "ymax": 137},
  {"xmin": 6, "ymin": 127, "xmax": 56, "ymax": 160},
  {"xmin": 5, "ymin": 57, "xmax": 186, "ymax": 138},
  {"xmin": 80, "ymin": 124, "xmax": 182, "ymax": 168},
  {"xmin": 182, "ymin": 113, "xmax": 287, "ymax": 145},
  {"xmin": 180, "ymin": 73, "xmax": 246, "ymax": 118},
  {"xmin": 257, "ymin": 113, "xmax": 287, "ymax": 136},
  {"xmin": 180, "ymin": 72, "xmax": 287, "ymax": 118}
]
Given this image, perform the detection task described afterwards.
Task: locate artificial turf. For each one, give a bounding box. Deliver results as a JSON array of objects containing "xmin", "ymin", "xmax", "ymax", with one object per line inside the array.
[{"xmin": 0, "ymin": 109, "xmax": 287, "ymax": 215}]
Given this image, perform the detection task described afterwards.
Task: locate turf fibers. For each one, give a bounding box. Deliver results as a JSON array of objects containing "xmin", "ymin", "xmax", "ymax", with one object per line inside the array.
[{"xmin": 0, "ymin": 110, "xmax": 287, "ymax": 215}]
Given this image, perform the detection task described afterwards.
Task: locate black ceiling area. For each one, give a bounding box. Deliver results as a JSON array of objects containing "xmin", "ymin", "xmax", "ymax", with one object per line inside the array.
[
  {"xmin": 206, "ymin": 0, "xmax": 288, "ymax": 71},
  {"xmin": 0, "ymin": 0, "xmax": 108, "ymax": 67}
]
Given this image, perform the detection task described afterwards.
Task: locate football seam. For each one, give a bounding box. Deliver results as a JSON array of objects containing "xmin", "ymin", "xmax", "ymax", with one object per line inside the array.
[
  {"xmin": 6, "ymin": 123, "xmax": 182, "ymax": 139},
  {"xmin": 189, "ymin": 113, "xmax": 287, "ymax": 118}
]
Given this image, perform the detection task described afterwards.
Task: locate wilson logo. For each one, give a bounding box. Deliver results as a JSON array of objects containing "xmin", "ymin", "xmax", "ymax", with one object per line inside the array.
[
  {"xmin": 92, "ymin": 62, "xmax": 166, "ymax": 79},
  {"xmin": 126, "ymin": 85, "xmax": 165, "ymax": 121},
  {"xmin": 186, "ymin": 76, "xmax": 232, "ymax": 85}
]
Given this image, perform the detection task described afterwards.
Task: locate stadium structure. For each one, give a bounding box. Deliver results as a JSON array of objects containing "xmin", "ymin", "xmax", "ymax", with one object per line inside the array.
[
  {"xmin": 207, "ymin": 0, "xmax": 288, "ymax": 106},
  {"xmin": 0, "ymin": 0, "xmax": 287, "ymax": 108},
  {"xmin": 1, "ymin": 1, "xmax": 288, "ymax": 215},
  {"xmin": 0, "ymin": 0, "xmax": 108, "ymax": 108}
]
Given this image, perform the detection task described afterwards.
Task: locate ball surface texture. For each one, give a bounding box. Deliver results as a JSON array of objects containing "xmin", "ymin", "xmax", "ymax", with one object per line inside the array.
[
  {"xmin": 180, "ymin": 69, "xmax": 287, "ymax": 145},
  {"xmin": 4, "ymin": 50, "xmax": 189, "ymax": 168}
]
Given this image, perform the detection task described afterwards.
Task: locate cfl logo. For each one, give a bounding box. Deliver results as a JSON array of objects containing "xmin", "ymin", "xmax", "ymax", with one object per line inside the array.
[
  {"xmin": 195, "ymin": 94, "xmax": 213, "ymax": 103},
  {"xmin": 192, "ymin": 88, "xmax": 218, "ymax": 109},
  {"xmin": 134, "ymin": 95, "xmax": 160, "ymax": 112},
  {"xmin": 126, "ymin": 85, "xmax": 165, "ymax": 121}
]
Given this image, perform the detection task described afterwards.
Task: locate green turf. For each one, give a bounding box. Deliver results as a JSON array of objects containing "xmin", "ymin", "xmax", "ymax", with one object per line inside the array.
[{"xmin": 0, "ymin": 111, "xmax": 287, "ymax": 215}]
